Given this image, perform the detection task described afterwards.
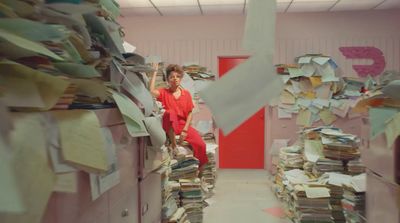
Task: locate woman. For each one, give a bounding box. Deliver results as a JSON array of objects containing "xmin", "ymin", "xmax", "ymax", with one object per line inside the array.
[{"xmin": 149, "ymin": 63, "xmax": 208, "ymax": 168}]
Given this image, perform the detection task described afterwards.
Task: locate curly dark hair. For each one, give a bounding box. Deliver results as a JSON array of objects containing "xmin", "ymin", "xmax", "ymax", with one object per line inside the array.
[{"xmin": 166, "ymin": 64, "xmax": 184, "ymax": 79}]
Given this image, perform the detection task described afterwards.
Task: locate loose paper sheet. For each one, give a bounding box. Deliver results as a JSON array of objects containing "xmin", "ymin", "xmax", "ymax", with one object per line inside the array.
[
  {"xmin": 200, "ymin": 53, "xmax": 282, "ymax": 134},
  {"xmin": 304, "ymin": 140, "xmax": 324, "ymax": 162},
  {"xmin": 296, "ymin": 109, "xmax": 312, "ymax": 126},
  {"xmin": 0, "ymin": 28, "xmax": 63, "ymax": 60},
  {"xmin": 0, "ymin": 113, "xmax": 56, "ymax": 223},
  {"xmin": 304, "ymin": 185, "xmax": 330, "ymax": 198},
  {"xmin": 54, "ymin": 172, "xmax": 78, "ymax": 193},
  {"xmin": 243, "ymin": 0, "xmax": 276, "ymax": 54},
  {"xmin": 111, "ymin": 90, "xmax": 149, "ymax": 137},
  {"xmin": 319, "ymin": 109, "xmax": 337, "ymax": 125},
  {"xmin": 51, "ymin": 110, "xmax": 109, "ymax": 173},
  {"xmin": 369, "ymin": 107, "xmax": 399, "ymax": 139},
  {"xmin": 385, "ymin": 113, "xmax": 400, "ymax": 147},
  {"xmin": 0, "ymin": 60, "xmax": 69, "ymax": 110}
]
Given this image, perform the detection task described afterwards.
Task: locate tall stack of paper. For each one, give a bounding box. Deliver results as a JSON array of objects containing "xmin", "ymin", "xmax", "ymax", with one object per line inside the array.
[
  {"xmin": 328, "ymin": 185, "xmax": 346, "ymax": 223},
  {"xmin": 341, "ymin": 187, "xmax": 366, "ymax": 223},
  {"xmin": 159, "ymin": 166, "xmax": 179, "ymax": 222},
  {"xmin": 169, "ymin": 181, "xmax": 182, "ymax": 207},
  {"xmin": 179, "ymin": 178, "xmax": 204, "ymax": 223},
  {"xmin": 203, "ymin": 143, "xmax": 217, "ymax": 192},
  {"xmin": 166, "ymin": 207, "xmax": 190, "ymax": 223}
]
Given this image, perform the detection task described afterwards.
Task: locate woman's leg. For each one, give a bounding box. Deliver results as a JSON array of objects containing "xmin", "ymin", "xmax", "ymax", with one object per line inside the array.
[
  {"xmin": 184, "ymin": 127, "xmax": 209, "ymax": 167},
  {"xmin": 162, "ymin": 111, "xmax": 179, "ymax": 151}
]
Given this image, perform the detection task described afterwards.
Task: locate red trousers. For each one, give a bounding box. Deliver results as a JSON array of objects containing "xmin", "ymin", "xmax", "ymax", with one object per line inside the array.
[{"xmin": 162, "ymin": 111, "xmax": 208, "ymax": 167}]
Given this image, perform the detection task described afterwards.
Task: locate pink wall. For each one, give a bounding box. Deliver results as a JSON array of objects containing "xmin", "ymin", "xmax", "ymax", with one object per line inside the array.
[
  {"xmin": 119, "ymin": 9, "xmax": 400, "ymax": 76},
  {"xmin": 119, "ymin": 10, "xmax": 400, "ymax": 169}
]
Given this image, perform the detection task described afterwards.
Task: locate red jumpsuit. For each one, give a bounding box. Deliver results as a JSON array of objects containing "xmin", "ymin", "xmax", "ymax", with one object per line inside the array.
[{"xmin": 157, "ymin": 88, "xmax": 208, "ymax": 167}]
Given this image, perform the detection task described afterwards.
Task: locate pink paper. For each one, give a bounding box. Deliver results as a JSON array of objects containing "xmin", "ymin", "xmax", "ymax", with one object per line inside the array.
[
  {"xmin": 339, "ymin": 46, "xmax": 386, "ymax": 77},
  {"xmin": 263, "ymin": 207, "xmax": 286, "ymax": 218}
]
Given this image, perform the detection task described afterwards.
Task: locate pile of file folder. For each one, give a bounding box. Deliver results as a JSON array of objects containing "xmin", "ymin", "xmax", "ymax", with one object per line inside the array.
[
  {"xmin": 179, "ymin": 178, "xmax": 204, "ymax": 223},
  {"xmin": 202, "ymin": 144, "xmax": 217, "ymax": 192},
  {"xmin": 341, "ymin": 186, "xmax": 366, "ymax": 223},
  {"xmin": 290, "ymin": 184, "xmax": 333, "ymax": 223},
  {"xmin": 166, "ymin": 207, "xmax": 190, "ymax": 223},
  {"xmin": 182, "ymin": 64, "xmax": 215, "ymax": 80},
  {"xmin": 170, "ymin": 154, "xmax": 200, "ymax": 181},
  {"xmin": 272, "ymin": 126, "xmax": 367, "ymax": 223}
]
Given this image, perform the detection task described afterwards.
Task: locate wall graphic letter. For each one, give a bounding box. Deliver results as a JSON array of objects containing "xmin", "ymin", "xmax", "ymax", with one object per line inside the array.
[{"xmin": 339, "ymin": 47, "xmax": 386, "ymax": 77}]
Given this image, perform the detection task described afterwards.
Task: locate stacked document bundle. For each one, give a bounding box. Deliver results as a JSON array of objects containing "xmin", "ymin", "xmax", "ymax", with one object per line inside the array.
[
  {"xmin": 313, "ymin": 158, "xmax": 345, "ymax": 176},
  {"xmin": 290, "ymin": 184, "xmax": 333, "ymax": 223},
  {"xmin": 341, "ymin": 190, "xmax": 366, "ymax": 223},
  {"xmin": 279, "ymin": 145, "xmax": 304, "ymax": 170},
  {"xmin": 159, "ymin": 166, "xmax": 179, "ymax": 222},
  {"xmin": 346, "ymin": 160, "xmax": 366, "ymax": 175},
  {"xmin": 328, "ymin": 185, "xmax": 346, "ymax": 223},
  {"xmin": 203, "ymin": 144, "xmax": 217, "ymax": 191},
  {"xmin": 166, "ymin": 207, "xmax": 190, "ymax": 223},
  {"xmin": 169, "ymin": 181, "xmax": 182, "ymax": 207},
  {"xmin": 183, "ymin": 64, "xmax": 215, "ymax": 80},
  {"xmin": 180, "ymin": 178, "xmax": 204, "ymax": 223},
  {"xmin": 319, "ymin": 128, "xmax": 360, "ymax": 161},
  {"xmin": 170, "ymin": 155, "xmax": 199, "ymax": 181}
]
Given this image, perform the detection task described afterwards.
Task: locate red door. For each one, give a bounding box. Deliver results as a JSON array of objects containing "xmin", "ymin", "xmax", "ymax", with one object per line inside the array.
[{"xmin": 218, "ymin": 57, "xmax": 265, "ymax": 169}]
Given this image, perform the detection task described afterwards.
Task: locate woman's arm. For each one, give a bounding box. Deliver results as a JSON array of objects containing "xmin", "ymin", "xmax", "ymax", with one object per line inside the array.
[{"xmin": 149, "ymin": 63, "xmax": 160, "ymax": 98}]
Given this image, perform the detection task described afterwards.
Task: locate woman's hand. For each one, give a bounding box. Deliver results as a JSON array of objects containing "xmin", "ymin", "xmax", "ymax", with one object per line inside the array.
[
  {"xmin": 151, "ymin": 62, "xmax": 159, "ymax": 73},
  {"xmin": 178, "ymin": 130, "xmax": 187, "ymax": 145}
]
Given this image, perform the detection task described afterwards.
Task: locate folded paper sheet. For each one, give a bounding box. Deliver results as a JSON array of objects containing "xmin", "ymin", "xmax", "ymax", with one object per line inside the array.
[{"xmin": 51, "ymin": 110, "xmax": 109, "ymax": 173}]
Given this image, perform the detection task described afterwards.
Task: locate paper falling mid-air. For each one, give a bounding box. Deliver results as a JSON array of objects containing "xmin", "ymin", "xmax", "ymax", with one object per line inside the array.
[{"xmin": 199, "ymin": 0, "xmax": 282, "ymax": 135}]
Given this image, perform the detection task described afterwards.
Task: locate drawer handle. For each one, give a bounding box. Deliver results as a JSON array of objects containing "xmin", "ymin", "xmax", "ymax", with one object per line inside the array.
[{"xmin": 121, "ymin": 209, "xmax": 129, "ymax": 217}]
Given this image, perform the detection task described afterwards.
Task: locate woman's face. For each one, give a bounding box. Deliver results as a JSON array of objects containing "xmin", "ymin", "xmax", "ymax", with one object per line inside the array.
[{"xmin": 168, "ymin": 71, "xmax": 182, "ymax": 88}]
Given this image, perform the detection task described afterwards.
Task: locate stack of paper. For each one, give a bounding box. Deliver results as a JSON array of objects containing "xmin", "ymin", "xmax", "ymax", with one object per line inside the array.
[
  {"xmin": 166, "ymin": 207, "xmax": 190, "ymax": 223},
  {"xmin": 179, "ymin": 178, "xmax": 204, "ymax": 223},
  {"xmin": 346, "ymin": 160, "xmax": 366, "ymax": 175},
  {"xmin": 169, "ymin": 181, "xmax": 182, "ymax": 207},
  {"xmin": 290, "ymin": 184, "xmax": 333, "ymax": 223},
  {"xmin": 203, "ymin": 143, "xmax": 217, "ymax": 192},
  {"xmin": 159, "ymin": 166, "xmax": 179, "ymax": 222},
  {"xmin": 341, "ymin": 187, "xmax": 366, "ymax": 223},
  {"xmin": 320, "ymin": 129, "xmax": 360, "ymax": 161},
  {"xmin": 169, "ymin": 155, "xmax": 199, "ymax": 181},
  {"xmin": 313, "ymin": 158, "xmax": 345, "ymax": 176},
  {"xmin": 279, "ymin": 145, "xmax": 304, "ymax": 170},
  {"xmin": 183, "ymin": 64, "xmax": 215, "ymax": 81},
  {"xmin": 328, "ymin": 185, "xmax": 346, "ymax": 223}
]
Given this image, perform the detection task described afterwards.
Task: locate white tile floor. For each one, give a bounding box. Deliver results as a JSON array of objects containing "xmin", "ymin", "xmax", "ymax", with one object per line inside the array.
[{"xmin": 203, "ymin": 169, "xmax": 291, "ymax": 223}]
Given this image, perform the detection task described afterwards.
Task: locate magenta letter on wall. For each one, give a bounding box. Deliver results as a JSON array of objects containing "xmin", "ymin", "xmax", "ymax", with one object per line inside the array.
[{"xmin": 339, "ymin": 47, "xmax": 386, "ymax": 77}]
